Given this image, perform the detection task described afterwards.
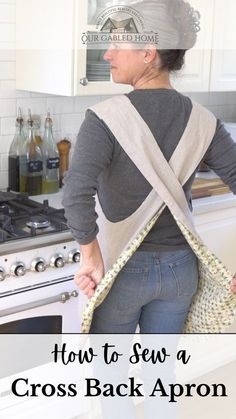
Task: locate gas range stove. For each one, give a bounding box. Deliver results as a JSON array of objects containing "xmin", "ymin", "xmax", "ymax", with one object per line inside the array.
[
  {"xmin": 0, "ymin": 191, "xmax": 68, "ymax": 243},
  {"xmin": 0, "ymin": 191, "xmax": 80, "ymax": 286}
]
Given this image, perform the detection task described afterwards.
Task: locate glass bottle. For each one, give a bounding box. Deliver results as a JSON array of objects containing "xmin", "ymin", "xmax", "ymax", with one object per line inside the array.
[
  {"xmin": 8, "ymin": 108, "xmax": 25, "ymax": 192},
  {"xmin": 32, "ymin": 116, "xmax": 43, "ymax": 147},
  {"xmin": 42, "ymin": 111, "xmax": 59, "ymax": 194},
  {"xmin": 20, "ymin": 110, "xmax": 43, "ymax": 196}
]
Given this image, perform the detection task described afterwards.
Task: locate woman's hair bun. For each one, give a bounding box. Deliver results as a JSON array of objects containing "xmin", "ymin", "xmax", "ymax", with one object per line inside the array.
[{"xmin": 167, "ymin": 0, "xmax": 201, "ymax": 49}]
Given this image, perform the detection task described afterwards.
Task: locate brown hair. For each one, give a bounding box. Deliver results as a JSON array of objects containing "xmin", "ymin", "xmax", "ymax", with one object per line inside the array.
[{"xmin": 158, "ymin": 49, "xmax": 186, "ymax": 72}]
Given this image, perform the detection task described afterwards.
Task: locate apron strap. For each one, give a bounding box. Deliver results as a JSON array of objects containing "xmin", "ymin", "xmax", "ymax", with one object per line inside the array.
[{"xmin": 90, "ymin": 95, "xmax": 217, "ymax": 235}]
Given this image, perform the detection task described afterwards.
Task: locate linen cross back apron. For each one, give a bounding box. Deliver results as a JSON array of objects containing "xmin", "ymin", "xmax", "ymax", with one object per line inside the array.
[{"xmin": 80, "ymin": 95, "xmax": 235, "ymax": 333}]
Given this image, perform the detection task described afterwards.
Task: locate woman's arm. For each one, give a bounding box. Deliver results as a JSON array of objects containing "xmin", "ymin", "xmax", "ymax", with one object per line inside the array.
[
  {"xmin": 203, "ymin": 120, "xmax": 236, "ymax": 193},
  {"xmin": 63, "ymin": 110, "xmax": 114, "ymax": 297}
]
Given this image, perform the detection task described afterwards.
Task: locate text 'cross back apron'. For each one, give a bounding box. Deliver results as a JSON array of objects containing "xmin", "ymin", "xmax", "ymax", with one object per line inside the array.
[{"xmin": 80, "ymin": 95, "xmax": 236, "ymax": 333}]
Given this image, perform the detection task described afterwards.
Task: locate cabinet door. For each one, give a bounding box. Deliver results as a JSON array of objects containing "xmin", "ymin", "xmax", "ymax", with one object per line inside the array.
[
  {"xmin": 16, "ymin": 0, "xmax": 132, "ymax": 96},
  {"xmin": 210, "ymin": 0, "xmax": 236, "ymax": 91},
  {"xmin": 195, "ymin": 206, "xmax": 236, "ymax": 273},
  {"xmin": 16, "ymin": 0, "xmax": 76, "ymax": 96},
  {"xmin": 171, "ymin": 0, "xmax": 213, "ymax": 92},
  {"xmin": 75, "ymin": 0, "xmax": 132, "ymax": 96}
]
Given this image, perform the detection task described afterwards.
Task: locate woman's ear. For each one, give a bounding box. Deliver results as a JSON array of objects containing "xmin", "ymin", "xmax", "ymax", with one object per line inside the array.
[{"xmin": 144, "ymin": 44, "xmax": 158, "ymax": 64}]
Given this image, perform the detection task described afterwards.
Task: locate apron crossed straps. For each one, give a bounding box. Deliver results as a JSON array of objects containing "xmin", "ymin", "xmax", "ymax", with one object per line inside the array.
[{"xmin": 80, "ymin": 95, "xmax": 234, "ymax": 333}]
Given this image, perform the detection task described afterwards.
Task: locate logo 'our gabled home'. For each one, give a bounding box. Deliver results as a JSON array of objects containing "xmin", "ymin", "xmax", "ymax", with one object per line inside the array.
[{"xmin": 101, "ymin": 17, "xmax": 139, "ymax": 34}]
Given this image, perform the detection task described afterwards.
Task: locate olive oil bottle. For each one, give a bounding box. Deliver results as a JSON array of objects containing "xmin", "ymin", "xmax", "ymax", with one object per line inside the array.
[
  {"xmin": 20, "ymin": 110, "xmax": 43, "ymax": 196},
  {"xmin": 42, "ymin": 111, "xmax": 59, "ymax": 194}
]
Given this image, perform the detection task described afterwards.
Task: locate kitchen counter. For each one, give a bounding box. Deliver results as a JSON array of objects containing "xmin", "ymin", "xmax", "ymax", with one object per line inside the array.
[
  {"xmin": 31, "ymin": 187, "xmax": 236, "ymax": 217},
  {"xmin": 192, "ymin": 171, "xmax": 236, "ymax": 215},
  {"xmin": 193, "ymin": 192, "xmax": 236, "ymax": 215}
]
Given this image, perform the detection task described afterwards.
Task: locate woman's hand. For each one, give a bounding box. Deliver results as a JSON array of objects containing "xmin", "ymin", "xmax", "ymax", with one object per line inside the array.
[
  {"xmin": 74, "ymin": 238, "xmax": 105, "ymax": 299},
  {"xmin": 230, "ymin": 274, "xmax": 236, "ymax": 294}
]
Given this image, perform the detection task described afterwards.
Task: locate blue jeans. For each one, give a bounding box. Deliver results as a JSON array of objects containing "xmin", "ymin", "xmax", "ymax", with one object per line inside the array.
[{"xmin": 90, "ymin": 247, "xmax": 199, "ymax": 333}]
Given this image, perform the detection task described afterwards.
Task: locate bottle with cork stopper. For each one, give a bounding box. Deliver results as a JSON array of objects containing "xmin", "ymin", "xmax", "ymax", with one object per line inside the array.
[
  {"xmin": 19, "ymin": 109, "xmax": 43, "ymax": 196},
  {"xmin": 42, "ymin": 111, "xmax": 60, "ymax": 194}
]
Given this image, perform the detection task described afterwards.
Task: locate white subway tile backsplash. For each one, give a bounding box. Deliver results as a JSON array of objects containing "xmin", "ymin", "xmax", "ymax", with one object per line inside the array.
[
  {"xmin": 0, "ymin": 80, "xmax": 15, "ymax": 98},
  {"xmin": 49, "ymin": 114, "xmax": 61, "ymax": 133},
  {"xmin": 0, "ymin": 48, "xmax": 15, "ymax": 61},
  {"xmin": 0, "ymin": 135, "xmax": 13, "ymax": 153},
  {"xmin": 15, "ymin": 88, "xmax": 31, "ymax": 98},
  {"xmin": 0, "ymin": 4, "xmax": 15, "ymax": 23},
  {"xmin": 16, "ymin": 97, "xmax": 47, "ymax": 116},
  {"xmin": 0, "ymin": 171, "xmax": 8, "ymax": 190},
  {"xmin": 0, "ymin": 117, "xmax": 16, "ymax": 136},
  {"xmin": 0, "ymin": 23, "xmax": 15, "ymax": 44},
  {"xmin": 0, "ymin": 98, "xmax": 15, "ymax": 116},
  {"xmin": 0, "ymin": 61, "xmax": 15, "ymax": 79},
  {"xmin": 30, "ymin": 92, "xmax": 47, "ymax": 98},
  {"xmin": 74, "ymin": 95, "xmax": 102, "ymax": 113},
  {"xmin": 46, "ymin": 96, "xmax": 74, "ymax": 115},
  {"xmin": 60, "ymin": 113, "xmax": 84, "ymax": 136},
  {"xmin": 0, "ymin": 153, "xmax": 8, "ymax": 171}
]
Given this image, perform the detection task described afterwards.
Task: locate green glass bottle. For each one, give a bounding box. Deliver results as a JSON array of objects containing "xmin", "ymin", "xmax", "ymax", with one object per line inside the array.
[
  {"xmin": 20, "ymin": 110, "xmax": 43, "ymax": 196},
  {"xmin": 42, "ymin": 111, "xmax": 59, "ymax": 194}
]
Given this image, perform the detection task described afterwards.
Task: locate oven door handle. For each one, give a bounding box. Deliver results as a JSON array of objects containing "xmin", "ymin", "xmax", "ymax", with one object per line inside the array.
[{"xmin": 0, "ymin": 290, "xmax": 79, "ymax": 318}]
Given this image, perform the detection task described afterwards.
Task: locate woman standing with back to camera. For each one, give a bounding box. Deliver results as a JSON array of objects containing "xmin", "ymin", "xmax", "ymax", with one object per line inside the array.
[{"xmin": 63, "ymin": 0, "xmax": 236, "ymax": 333}]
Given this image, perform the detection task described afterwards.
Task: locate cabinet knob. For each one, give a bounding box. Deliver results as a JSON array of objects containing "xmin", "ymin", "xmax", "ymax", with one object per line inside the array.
[
  {"xmin": 31, "ymin": 258, "xmax": 46, "ymax": 272},
  {"xmin": 11, "ymin": 262, "xmax": 26, "ymax": 277},
  {"xmin": 68, "ymin": 250, "xmax": 80, "ymax": 263},
  {"xmin": 50, "ymin": 254, "xmax": 65, "ymax": 268},
  {"xmin": 80, "ymin": 77, "xmax": 88, "ymax": 86},
  {"xmin": 0, "ymin": 267, "xmax": 6, "ymax": 281}
]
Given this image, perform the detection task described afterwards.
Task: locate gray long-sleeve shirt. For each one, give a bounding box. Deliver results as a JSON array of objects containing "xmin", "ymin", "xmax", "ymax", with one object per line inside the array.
[{"xmin": 63, "ymin": 88, "xmax": 236, "ymax": 250}]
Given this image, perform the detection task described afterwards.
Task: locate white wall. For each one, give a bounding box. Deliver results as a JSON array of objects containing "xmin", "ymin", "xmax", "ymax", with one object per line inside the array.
[{"xmin": 0, "ymin": 0, "xmax": 236, "ymax": 190}]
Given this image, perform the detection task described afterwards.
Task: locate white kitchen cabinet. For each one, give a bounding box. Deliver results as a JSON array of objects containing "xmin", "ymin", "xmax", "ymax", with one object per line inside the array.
[
  {"xmin": 171, "ymin": 0, "xmax": 213, "ymax": 92},
  {"xmin": 16, "ymin": 0, "xmax": 236, "ymax": 96},
  {"xmin": 16, "ymin": 0, "xmax": 131, "ymax": 96},
  {"xmin": 194, "ymin": 196, "xmax": 236, "ymax": 273},
  {"xmin": 210, "ymin": 0, "xmax": 236, "ymax": 91},
  {"xmin": 16, "ymin": 0, "xmax": 75, "ymax": 96}
]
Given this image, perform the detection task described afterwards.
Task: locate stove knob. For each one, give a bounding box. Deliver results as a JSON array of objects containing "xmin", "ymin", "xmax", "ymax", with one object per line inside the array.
[
  {"xmin": 50, "ymin": 254, "xmax": 65, "ymax": 268},
  {"xmin": 11, "ymin": 262, "xmax": 26, "ymax": 277},
  {"xmin": 68, "ymin": 250, "xmax": 80, "ymax": 263},
  {"xmin": 0, "ymin": 267, "xmax": 6, "ymax": 281},
  {"xmin": 31, "ymin": 258, "xmax": 46, "ymax": 272}
]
